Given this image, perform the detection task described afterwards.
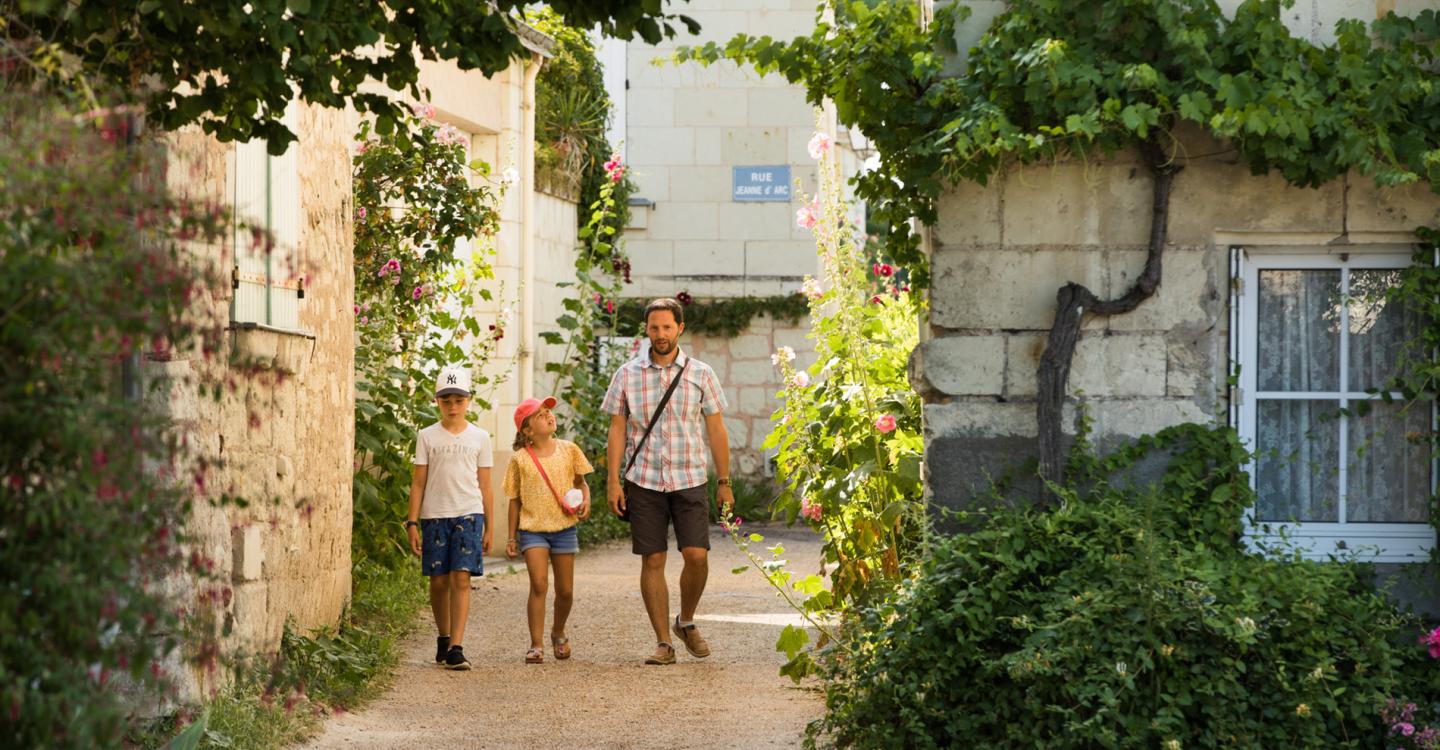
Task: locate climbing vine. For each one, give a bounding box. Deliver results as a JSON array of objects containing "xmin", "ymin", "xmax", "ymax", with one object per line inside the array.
[
  {"xmin": 680, "ymin": 0, "xmax": 1440, "ymax": 490},
  {"xmin": 608, "ymin": 293, "xmax": 810, "ymax": 339},
  {"xmin": 351, "ymin": 106, "xmax": 508, "ymax": 568}
]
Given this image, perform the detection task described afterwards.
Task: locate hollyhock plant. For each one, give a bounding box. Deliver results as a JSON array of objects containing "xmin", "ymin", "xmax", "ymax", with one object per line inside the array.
[
  {"xmin": 801, "ymin": 277, "xmax": 823, "ymax": 301},
  {"xmin": 875, "ymin": 414, "xmax": 897, "ymax": 433},
  {"xmin": 791, "ymin": 371, "xmax": 810, "ymax": 388},
  {"xmin": 807, "ymin": 131, "xmax": 832, "ymax": 159},
  {"xmin": 604, "ymin": 153, "xmax": 625, "ymax": 183},
  {"xmin": 1422, "ymin": 626, "xmax": 1440, "ymax": 658},
  {"xmin": 801, "ymin": 497, "xmax": 823, "ymax": 522},
  {"xmin": 796, "ymin": 201, "xmax": 819, "ymax": 230}
]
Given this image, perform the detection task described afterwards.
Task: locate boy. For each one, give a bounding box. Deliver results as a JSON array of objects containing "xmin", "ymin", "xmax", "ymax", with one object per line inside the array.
[{"xmin": 406, "ymin": 366, "xmax": 494, "ymax": 670}]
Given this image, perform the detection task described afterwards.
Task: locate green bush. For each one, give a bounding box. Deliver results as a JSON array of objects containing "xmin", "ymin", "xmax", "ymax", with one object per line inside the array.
[
  {"xmin": 0, "ymin": 91, "xmax": 232, "ymax": 748},
  {"xmin": 138, "ymin": 561, "xmax": 428, "ymax": 749},
  {"xmin": 351, "ymin": 110, "xmax": 505, "ymax": 569},
  {"xmin": 814, "ymin": 424, "xmax": 1439, "ymax": 750}
]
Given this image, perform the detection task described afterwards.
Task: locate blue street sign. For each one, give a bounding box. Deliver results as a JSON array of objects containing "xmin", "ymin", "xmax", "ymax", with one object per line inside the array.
[{"xmin": 732, "ymin": 165, "xmax": 792, "ymax": 202}]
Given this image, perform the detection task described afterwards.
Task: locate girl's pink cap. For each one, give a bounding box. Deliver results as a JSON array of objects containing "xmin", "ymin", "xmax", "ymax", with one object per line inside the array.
[{"xmin": 513, "ymin": 396, "xmax": 558, "ymax": 430}]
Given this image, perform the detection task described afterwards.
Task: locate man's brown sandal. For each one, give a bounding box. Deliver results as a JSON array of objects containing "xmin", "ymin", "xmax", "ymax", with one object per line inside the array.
[
  {"xmin": 672, "ymin": 617, "xmax": 711, "ymax": 658},
  {"xmin": 551, "ymin": 633, "xmax": 571, "ymax": 660},
  {"xmin": 644, "ymin": 642, "xmax": 676, "ymax": 665},
  {"xmin": 525, "ymin": 647, "xmax": 544, "ymax": 664}
]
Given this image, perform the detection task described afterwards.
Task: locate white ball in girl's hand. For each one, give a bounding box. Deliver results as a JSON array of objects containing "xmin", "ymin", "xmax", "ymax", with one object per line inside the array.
[{"xmin": 563, "ymin": 488, "xmax": 584, "ymax": 510}]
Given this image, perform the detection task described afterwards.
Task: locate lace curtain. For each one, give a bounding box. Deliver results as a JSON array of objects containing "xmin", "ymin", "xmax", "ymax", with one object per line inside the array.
[{"xmin": 1254, "ymin": 268, "xmax": 1429, "ymax": 524}]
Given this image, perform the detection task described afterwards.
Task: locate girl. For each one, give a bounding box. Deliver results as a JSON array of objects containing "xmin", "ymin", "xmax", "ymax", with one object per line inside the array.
[{"xmin": 503, "ymin": 396, "xmax": 593, "ymax": 663}]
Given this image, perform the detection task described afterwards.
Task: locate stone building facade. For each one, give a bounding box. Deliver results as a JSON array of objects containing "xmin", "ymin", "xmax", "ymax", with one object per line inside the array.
[
  {"xmin": 152, "ymin": 100, "xmax": 356, "ymax": 701},
  {"xmin": 146, "ymin": 40, "xmax": 563, "ymax": 701},
  {"xmin": 604, "ymin": 0, "xmax": 859, "ymax": 485},
  {"xmin": 921, "ymin": 0, "xmax": 1440, "ymax": 571}
]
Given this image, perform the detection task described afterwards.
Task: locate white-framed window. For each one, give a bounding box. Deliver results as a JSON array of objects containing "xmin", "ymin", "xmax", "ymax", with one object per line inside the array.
[
  {"xmin": 1235, "ymin": 247, "xmax": 1434, "ymax": 562},
  {"xmin": 231, "ymin": 105, "xmax": 302, "ymax": 330}
]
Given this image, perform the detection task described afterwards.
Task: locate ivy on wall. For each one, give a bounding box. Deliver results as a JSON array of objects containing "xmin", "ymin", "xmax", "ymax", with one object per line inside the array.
[
  {"xmin": 608, "ymin": 293, "xmax": 811, "ymax": 338},
  {"xmin": 680, "ymin": 0, "xmax": 1440, "ymax": 493}
]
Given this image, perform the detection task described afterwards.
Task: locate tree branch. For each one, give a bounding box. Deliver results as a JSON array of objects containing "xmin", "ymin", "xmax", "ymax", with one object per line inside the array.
[{"xmin": 1035, "ymin": 140, "xmax": 1179, "ymax": 501}]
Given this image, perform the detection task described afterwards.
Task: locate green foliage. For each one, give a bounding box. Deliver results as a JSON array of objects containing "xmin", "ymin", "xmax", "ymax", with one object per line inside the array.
[
  {"xmin": 543, "ymin": 159, "xmax": 632, "ymax": 545},
  {"xmin": 4, "ymin": 0, "xmax": 700, "ymax": 152},
  {"xmin": 139, "ymin": 561, "xmax": 427, "ymax": 749},
  {"xmin": 678, "ymin": 1, "xmax": 1440, "ymax": 287},
  {"xmin": 611, "ymin": 294, "xmax": 812, "ymax": 339},
  {"xmin": 1369, "ymin": 227, "xmax": 1440, "ymax": 572},
  {"xmin": 765, "ymin": 139, "xmax": 926, "ymax": 610},
  {"xmin": 529, "ymin": 7, "xmax": 637, "ymax": 250},
  {"xmin": 813, "ymin": 423, "xmax": 1440, "ymax": 750},
  {"xmin": 351, "ymin": 110, "xmax": 506, "ymax": 568},
  {"xmin": 0, "ymin": 90, "xmax": 235, "ymax": 748}
]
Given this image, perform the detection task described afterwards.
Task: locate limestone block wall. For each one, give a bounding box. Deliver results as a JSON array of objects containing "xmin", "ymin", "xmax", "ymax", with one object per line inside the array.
[
  {"xmin": 151, "ymin": 102, "xmax": 354, "ymax": 701},
  {"xmin": 620, "ymin": 0, "xmax": 825, "ymax": 301},
  {"xmin": 920, "ymin": 129, "xmax": 1440, "ymax": 511},
  {"xmin": 682, "ymin": 316, "xmax": 814, "ymax": 485}
]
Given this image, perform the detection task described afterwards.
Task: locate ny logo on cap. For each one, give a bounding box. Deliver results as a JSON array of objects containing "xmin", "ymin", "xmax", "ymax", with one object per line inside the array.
[{"xmin": 447, "ymin": 374, "xmax": 457, "ymax": 384}]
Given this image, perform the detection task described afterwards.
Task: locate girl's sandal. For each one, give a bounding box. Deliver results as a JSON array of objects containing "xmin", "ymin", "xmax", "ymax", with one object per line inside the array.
[
  {"xmin": 551, "ymin": 634, "xmax": 571, "ymax": 660},
  {"xmin": 524, "ymin": 648, "xmax": 543, "ymax": 664}
]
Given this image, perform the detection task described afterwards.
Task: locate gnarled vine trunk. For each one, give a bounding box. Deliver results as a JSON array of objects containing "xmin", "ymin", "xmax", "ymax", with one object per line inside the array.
[{"xmin": 1035, "ymin": 140, "xmax": 1180, "ymax": 499}]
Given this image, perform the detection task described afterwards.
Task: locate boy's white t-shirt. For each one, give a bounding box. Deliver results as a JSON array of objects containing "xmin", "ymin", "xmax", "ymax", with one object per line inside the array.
[{"xmin": 414, "ymin": 422, "xmax": 493, "ymax": 519}]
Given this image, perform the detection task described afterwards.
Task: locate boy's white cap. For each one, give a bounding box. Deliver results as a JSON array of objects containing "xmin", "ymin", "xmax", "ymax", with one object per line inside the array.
[{"xmin": 435, "ymin": 367, "xmax": 472, "ymax": 397}]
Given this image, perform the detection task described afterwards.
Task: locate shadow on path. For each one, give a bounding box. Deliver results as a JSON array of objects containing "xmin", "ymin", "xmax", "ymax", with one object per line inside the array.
[{"xmin": 301, "ymin": 526, "xmax": 825, "ymax": 750}]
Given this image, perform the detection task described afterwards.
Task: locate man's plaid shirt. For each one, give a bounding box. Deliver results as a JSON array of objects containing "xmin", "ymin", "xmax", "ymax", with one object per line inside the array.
[{"xmin": 601, "ymin": 348, "xmax": 727, "ymax": 493}]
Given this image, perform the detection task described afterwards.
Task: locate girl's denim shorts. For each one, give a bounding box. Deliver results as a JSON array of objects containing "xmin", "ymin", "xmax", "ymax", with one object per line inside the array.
[{"xmin": 518, "ymin": 526, "xmax": 579, "ymax": 554}]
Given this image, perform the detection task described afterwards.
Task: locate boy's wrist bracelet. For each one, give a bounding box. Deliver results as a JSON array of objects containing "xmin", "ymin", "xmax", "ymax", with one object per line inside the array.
[{"xmin": 404, "ymin": 520, "xmax": 419, "ymax": 528}]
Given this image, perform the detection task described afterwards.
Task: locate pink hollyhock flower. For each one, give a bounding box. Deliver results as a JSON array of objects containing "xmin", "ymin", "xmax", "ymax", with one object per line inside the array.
[
  {"xmin": 791, "ymin": 371, "xmax": 811, "ymax": 388},
  {"xmin": 801, "ymin": 278, "xmax": 823, "ymax": 300},
  {"xmin": 604, "ymin": 154, "xmax": 624, "ymax": 182},
  {"xmin": 874, "ymin": 263, "xmax": 895, "ymax": 277},
  {"xmin": 378, "ymin": 258, "xmax": 400, "ymax": 277},
  {"xmin": 800, "ymin": 497, "xmax": 822, "ymax": 522},
  {"xmin": 869, "ymin": 295, "xmax": 885, "ymax": 305},
  {"xmin": 796, "ymin": 202, "xmax": 819, "ymax": 230},
  {"xmin": 875, "ymin": 414, "xmax": 897, "ymax": 434},
  {"xmin": 352, "ymin": 305, "xmax": 360, "ymax": 315},
  {"xmin": 1421, "ymin": 626, "xmax": 1440, "ymax": 658},
  {"xmin": 355, "ymin": 141, "xmax": 370, "ymax": 155},
  {"xmin": 606, "ymin": 300, "xmax": 615, "ymax": 314},
  {"xmin": 807, "ymin": 131, "xmax": 832, "ymax": 159},
  {"xmin": 411, "ymin": 286, "xmax": 424, "ymax": 300}
]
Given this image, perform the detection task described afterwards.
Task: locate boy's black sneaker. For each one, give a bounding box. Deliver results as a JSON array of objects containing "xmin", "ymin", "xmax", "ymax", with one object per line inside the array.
[
  {"xmin": 444, "ymin": 645, "xmax": 471, "ymax": 671},
  {"xmin": 435, "ymin": 635, "xmax": 450, "ymax": 664}
]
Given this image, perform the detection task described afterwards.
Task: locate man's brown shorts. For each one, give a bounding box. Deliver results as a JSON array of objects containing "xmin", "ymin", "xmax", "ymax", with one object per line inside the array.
[{"xmin": 625, "ymin": 481, "xmax": 711, "ymax": 555}]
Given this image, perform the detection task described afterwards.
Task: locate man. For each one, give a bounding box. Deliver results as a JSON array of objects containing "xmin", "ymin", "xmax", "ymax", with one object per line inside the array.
[{"xmin": 602, "ymin": 298, "xmax": 733, "ymax": 665}]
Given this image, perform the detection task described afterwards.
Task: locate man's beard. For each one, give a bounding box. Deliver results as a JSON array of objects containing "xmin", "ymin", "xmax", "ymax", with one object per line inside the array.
[{"xmin": 651, "ymin": 338, "xmax": 673, "ymax": 354}]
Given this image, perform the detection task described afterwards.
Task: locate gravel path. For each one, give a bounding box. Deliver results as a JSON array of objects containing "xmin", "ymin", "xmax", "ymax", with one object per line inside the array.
[{"xmin": 302, "ymin": 525, "xmax": 825, "ymax": 750}]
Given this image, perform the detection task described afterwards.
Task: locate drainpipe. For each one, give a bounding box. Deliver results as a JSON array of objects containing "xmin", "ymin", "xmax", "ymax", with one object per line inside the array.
[{"xmin": 519, "ymin": 52, "xmax": 542, "ymax": 401}]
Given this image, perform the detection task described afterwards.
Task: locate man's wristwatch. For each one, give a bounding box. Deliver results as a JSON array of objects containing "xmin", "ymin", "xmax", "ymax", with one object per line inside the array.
[
  {"xmin": 404, "ymin": 520, "xmax": 419, "ymax": 528},
  {"xmin": 716, "ymin": 477, "xmax": 731, "ymax": 487}
]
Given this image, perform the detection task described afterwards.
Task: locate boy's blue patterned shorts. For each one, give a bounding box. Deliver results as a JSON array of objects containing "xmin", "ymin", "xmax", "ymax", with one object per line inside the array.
[{"xmin": 420, "ymin": 514, "xmax": 485, "ymax": 577}]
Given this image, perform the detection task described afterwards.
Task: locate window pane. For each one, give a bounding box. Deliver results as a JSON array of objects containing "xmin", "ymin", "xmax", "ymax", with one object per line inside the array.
[
  {"xmin": 1257, "ymin": 270, "xmax": 1340, "ymax": 392},
  {"xmin": 1348, "ymin": 269, "xmax": 1422, "ymax": 392},
  {"xmin": 1256, "ymin": 399, "xmax": 1340, "ymax": 522},
  {"xmin": 1347, "ymin": 400, "xmax": 1432, "ymax": 523}
]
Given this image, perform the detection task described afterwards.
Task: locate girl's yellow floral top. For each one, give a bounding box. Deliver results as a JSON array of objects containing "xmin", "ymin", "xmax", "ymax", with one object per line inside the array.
[{"xmin": 502, "ymin": 439, "xmax": 594, "ymax": 532}]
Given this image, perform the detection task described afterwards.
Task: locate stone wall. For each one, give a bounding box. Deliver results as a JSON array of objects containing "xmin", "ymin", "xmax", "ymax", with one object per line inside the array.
[
  {"xmin": 919, "ymin": 126, "xmax": 1440, "ymax": 511},
  {"xmin": 682, "ymin": 316, "xmax": 814, "ymax": 485},
  {"xmin": 150, "ymin": 101, "xmax": 355, "ymax": 702},
  {"xmin": 620, "ymin": 0, "xmax": 827, "ymax": 301}
]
